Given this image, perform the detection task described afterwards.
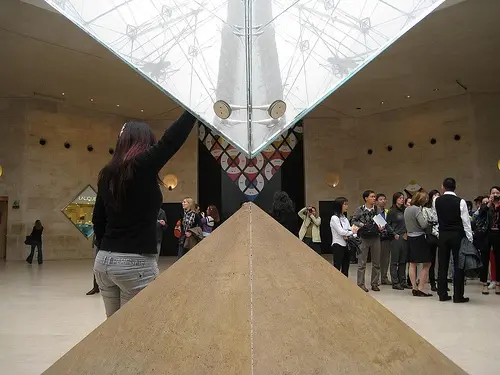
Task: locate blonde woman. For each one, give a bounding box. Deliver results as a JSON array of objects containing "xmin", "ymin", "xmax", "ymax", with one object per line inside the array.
[
  {"xmin": 178, "ymin": 197, "xmax": 200, "ymax": 258},
  {"xmin": 404, "ymin": 191, "xmax": 432, "ymax": 297}
]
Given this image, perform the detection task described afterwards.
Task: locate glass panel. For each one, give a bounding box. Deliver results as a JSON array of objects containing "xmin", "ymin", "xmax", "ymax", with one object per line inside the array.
[
  {"xmin": 44, "ymin": 0, "xmax": 444, "ymax": 156},
  {"xmin": 62, "ymin": 185, "xmax": 97, "ymax": 239}
]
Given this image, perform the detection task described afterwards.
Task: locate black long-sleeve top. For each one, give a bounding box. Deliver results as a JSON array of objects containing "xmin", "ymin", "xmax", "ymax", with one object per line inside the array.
[{"xmin": 92, "ymin": 111, "xmax": 196, "ymax": 254}]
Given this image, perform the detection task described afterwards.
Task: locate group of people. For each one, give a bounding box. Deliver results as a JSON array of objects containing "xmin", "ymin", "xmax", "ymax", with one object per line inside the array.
[{"xmin": 325, "ymin": 180, "xmax": 500, "ymax": 304}]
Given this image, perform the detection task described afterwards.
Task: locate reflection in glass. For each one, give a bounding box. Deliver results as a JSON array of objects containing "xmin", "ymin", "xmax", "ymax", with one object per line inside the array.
[
  {"xmin": 44, "ymin": 0, "xmax": 444, "ymax": 156},
  {"xmin": 62, "ymin": 185, "xmax": 97, "ymax": 239}
]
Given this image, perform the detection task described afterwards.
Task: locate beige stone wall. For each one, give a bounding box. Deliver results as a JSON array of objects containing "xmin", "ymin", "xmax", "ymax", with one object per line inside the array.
[
  {"xmin": 304, "ymin": 93, "xmax": 500, "ymax": 210},
  {"xmin": 0, "ymin": 99, "xmax": 197, "ymax": 260}
]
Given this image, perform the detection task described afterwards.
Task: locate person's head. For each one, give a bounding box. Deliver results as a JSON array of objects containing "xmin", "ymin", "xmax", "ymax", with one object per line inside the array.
[
  {"xmin": 195, "ymin": 203, "xmax": 200, "ymax": 213},
  {"xmin": 426, "ymin": 189, "xmax": 440, "ymax": 208},
  {"xmin": 411, "ymin": 191, "xmax": 429, "ymax": 207},
  {"xmin": 405, "ymin": 197, "xmax": 412, "ymax": 207},
  {"xmin": 466, "ymin": 200, "xmax": 473, "ymax": 212},
  {"xmin": 490, "ymin": 186, "xmax": 500, "ymax": 205},
  {"xmin": 307, "ymin": 206, "xmax": 318, "ymax": 217},
  {"xmin": 34, "ymin": 220, "xmax": 42, "ymax": 230},
  {"xmin": 362, "ymin": 190, "xmax": 376, "ymax": 206},
  {"xmin": 392, "ymin": 192, "xmax": 405, "ymax": 208},
  {"xmin": 442, "ymin": 177, "xmax": 457, "ymax": 193},
  {"xmin": 98, "ymin": 121, "xmax": 157, "ymax": 210},
  {"xmin": 474, "ymin": 196, "xmax": 484, "ymax": 209},
  {"xmin": 207, "ymin": 205, "xmax": 220, "ymax": 223},
  {"xmin": 481, "ymin": 196, "xmax": 489, "ymax": 206},
  {"xmin": 182, "ymin": 197, "xmax": 195, "ymax": 212},
  {"xmin": 376, "ymin": 193, "xmax": 387, "ymax": 209},
  {"xmin": 272, "ymin": 191, "xmax": 294, "ymax": 213},
  {"xmin": 332, "ymin": 197, "xmax": 349, "ymax": 217}
]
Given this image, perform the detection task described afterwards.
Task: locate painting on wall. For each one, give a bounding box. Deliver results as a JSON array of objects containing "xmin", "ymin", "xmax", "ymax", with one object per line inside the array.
[
  {"xmin": 198, "ymin": 121, "xmax": 303, "ymax": 201},
  {"xmin": 62, "ymin": 185, "xmax": 96, "ymax": 239}
]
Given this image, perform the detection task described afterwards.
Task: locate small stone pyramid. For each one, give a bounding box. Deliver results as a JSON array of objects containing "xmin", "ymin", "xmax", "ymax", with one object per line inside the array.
[{"xmin": 44, "ymin": 203, "xmax": 466, "ymax": 375}]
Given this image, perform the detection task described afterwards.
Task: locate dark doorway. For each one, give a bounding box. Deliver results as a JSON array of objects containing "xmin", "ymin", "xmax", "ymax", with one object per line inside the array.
[{"xmin": 160, "ymin": 202, "xmax": 183, "ymax": 256}]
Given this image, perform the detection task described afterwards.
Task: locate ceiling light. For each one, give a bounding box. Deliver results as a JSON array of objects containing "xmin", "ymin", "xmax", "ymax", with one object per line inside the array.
[
  {"xmin": 356, "ymin": 107, "xmax": 361, "ymax": 110},
  {"xmin": 380, "ymin": 101, "xmax": 385, "ymax": 105},
  {"xmin": 61, "ymin": 92, "xmax": 65, "ymax": 96},
  {"xmin": 406, "ymin": 95, "xmax": 411, "ymax": 99},
  {"xmin": 116, "ymin": 104, "xmax": 120, "ymax": 107},
  {"xmin": 433, "ymin": 88, "xmax": 439, "ymax": 92},
  {"xmin": 90, "ymin": 98, "xmax": 94, "ymax": 102},
  {"xmin": 140, "ymin": 109, "xmax": 144, "ymax": 112}
]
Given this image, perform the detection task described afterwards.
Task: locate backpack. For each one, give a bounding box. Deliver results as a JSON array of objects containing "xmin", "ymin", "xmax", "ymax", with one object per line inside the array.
[
  {"xmin": 472, "ymin": 209, "xmax": 489, "ymax": 236},
  {"xmin": 174, "ymin": 219, "xmax": 182, "ymax": 238}
]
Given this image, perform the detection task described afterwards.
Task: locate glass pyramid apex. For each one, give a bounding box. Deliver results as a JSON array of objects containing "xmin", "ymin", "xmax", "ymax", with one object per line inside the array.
[{"xmin": 44, "ymin": 0, "xmax": 445, "ymax": 157}]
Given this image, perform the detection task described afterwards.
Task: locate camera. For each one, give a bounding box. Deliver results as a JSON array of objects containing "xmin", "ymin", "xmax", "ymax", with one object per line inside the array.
[
  {"xmin": 494, "ymin": 195, "xmax": 500, "ymax": 202},
  {"xmin": 308, "ymin": 207, "xmax": 313, "ymax": 213}
]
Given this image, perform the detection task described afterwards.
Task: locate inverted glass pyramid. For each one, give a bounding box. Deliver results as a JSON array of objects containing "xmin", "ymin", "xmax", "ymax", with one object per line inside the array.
[{"xmin": 44, "ymin": 0, "xmax": 445, "ymax": 157}]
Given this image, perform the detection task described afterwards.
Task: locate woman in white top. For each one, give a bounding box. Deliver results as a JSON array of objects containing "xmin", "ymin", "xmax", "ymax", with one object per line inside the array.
[{"xmin": 330, "ymin": 197, "xmax": 357, "ymax": 277}]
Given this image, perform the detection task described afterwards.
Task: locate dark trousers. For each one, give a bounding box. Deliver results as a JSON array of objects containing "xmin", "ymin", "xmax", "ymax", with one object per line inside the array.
[
  {"xmin": 26, "ymin": 242, "xmax": 43, "ymax": 264},
  {"xmin": 438, "ymin": 231, "xmax": 465, "ymax": 298},
  {"xmin": 490, "ymin": 233, "xmax": 500, "ymax": 282},
  {"xmin": 476, "ymin": 234, "xmax": 491, "ymax": 283},
  {"xmin": 390, "ymin": 237, "xmax": 408, "ymax": 286},
  {"xmin": 178, "ymin": 244, "xmax": 187, "ymax": 259},
  {"xmin": 428, "ymin": 236, "xmax": 438, "ymax": 287},
  {"xmin": 303, "ymin": 237, "xmax": 321, "ymax": 254},
  {"xmin": 332, "ymin": 243, "xmax": 350, "ymax": 277}
]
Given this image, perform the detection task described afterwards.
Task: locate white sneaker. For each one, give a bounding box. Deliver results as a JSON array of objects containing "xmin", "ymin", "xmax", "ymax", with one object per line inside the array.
[{"xmin": 488, "ymin": 282, "xmax": 496, "ymax": 290}]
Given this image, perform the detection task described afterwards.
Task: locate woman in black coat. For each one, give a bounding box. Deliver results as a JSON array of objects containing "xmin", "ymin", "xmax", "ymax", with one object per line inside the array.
[{"xmin": 271, "ymin": 191, "xmax": 298, "ymax": 236}]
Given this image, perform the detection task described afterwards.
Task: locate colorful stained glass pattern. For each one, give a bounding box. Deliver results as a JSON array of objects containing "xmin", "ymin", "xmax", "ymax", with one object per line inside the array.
[{"xmin": 199, "ymin": 121, "xmax": 303, "ymax": 201}]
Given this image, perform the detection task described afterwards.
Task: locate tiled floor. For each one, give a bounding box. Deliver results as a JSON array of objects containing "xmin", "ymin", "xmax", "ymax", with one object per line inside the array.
[{"xmin": 0, "ymin": 257, "xmax": 499, "ymax": 375}]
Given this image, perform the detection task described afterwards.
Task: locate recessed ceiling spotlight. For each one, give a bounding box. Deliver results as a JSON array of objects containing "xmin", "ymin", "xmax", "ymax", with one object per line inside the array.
[
  {"xmin": 406, "ymin": 95, "xmax": 411, "ymax": 99},
  {"xmin": 61, "ymin": 92, "xmax": 65, "ymax": 96},
  {"xmin": 90, "ymin": 98, "xmax": 94, "ymax": 102},
  {"xmin": 433, "ymin": 88, "xmax": 439, "ymax": 91},
  {"xmin": 116, "ymin": 104, "xmax": 120, "ymax": 107},
  {"xmin": 356, "ymin": 107, "xmax": 361, "ymax": 110},
  {"xmin": 380, "ymin": 101, "xmax": 385, "ymax": 105},
  {"xmin": 141, "ymin": 109, "xmax": 144, "ymax": 112}
]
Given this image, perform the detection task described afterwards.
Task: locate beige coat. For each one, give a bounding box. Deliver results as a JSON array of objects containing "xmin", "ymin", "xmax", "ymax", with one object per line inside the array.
[{"xmin": 298, "ymin": 207, "xmax": 322, "ymax": 243}]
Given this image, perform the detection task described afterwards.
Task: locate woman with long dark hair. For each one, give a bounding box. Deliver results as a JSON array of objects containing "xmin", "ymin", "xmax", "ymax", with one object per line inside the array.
[
  {"xmin": 330, "ymin": 197, "xmax": 355, "ymax": 277},
  {"xmin": 387, "ymin": 192, "xmax": 409, "ymax": 290},
  {"xmin": 271, "ymin": 191, "xmax": 298, "ymax": 236},
  {"xmin": 92, "ymin": 111, "xmax": 196, "ymax": 318},
  {"xmin": 26, "ymin": 220, "xmax": 43, "ymax": 264},
  {"xmin": 201, "ymin": 205, "xmax": 220, "ymax": 237}
]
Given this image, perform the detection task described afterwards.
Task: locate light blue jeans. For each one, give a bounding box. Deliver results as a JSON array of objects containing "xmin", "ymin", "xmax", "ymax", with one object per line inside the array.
[{"xmin": 94, "ymin": 251, "xmax": 159, "ymax": 318}]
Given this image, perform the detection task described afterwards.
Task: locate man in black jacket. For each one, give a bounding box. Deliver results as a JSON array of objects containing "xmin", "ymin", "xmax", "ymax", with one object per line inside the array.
[{"xmin": 435, "ymin": 177, "xmax": 473, "ymax": 303}]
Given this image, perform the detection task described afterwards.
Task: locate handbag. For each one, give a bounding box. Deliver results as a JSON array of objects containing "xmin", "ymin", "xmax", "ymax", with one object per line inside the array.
[
  {"xmin": 24, "ymin": 235, "xmax": 34, "ymax": 245},
  {"xmin": 346, "ymin": 236, "xmax": 362, "ymax": 256}
]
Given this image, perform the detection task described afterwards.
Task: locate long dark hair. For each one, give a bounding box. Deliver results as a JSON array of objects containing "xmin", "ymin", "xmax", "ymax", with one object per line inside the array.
[
  {"xmin": 426, "ymin": 189, "xmax": 440, "ymax": 208},
  {"xmin": 332, "ymin": 197, "xmax": 348, "ymax": 217},
  {"xmin": 207, "ymin": 205, "xmax": 220, "ymax": 223},
  {"xmin": 98, "ymin": 121, "xmax": 157, "ymax": 210},
  {"xmin": 272, "ymin": 191, "xmax": 294, "ymax": 214},
  {"xmin": 34, "ymin": 220, "xmax": 43, "ymax": 230},
  {"xmin": 392, "ymin": 192, "xmax": 405, "ymax": 207}
]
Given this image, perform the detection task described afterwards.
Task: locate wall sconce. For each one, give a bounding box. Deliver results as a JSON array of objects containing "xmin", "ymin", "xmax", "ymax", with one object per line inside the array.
[
  {"xmin": 0, "ymin": 165, "xmax": 3, "ymax": 177},
  {"xmin": 497, "ymin": 160, "xmax": 500, "ymax": 171},
  {"xmin": 325, "ymin": 172, "xmax": 340, "ymax": 188},
  {"xmin": 163, "ymin": 174, "xmax": 178, "ymax": 191}
]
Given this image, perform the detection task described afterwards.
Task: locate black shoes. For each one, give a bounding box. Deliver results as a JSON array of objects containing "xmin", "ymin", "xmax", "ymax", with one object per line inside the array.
[
  {"xmin": 86, "ymin": 288, "xmax": 100, "ymax": 296},
  {"xmin": 453, "ymin": 297, "xmax": 470, "ymax": 304},
  {"xmin": 371, "ymin": 285, "xmax": 380, "ymax": 292},
  {"xmin": 412, "ymin": 289, "xmax": 432, "ymax": 297},
  {"xmin": 430, "ymin": 285, "xmax": 438, "ymax": 292},
  {"xmin": 439, "ymin": 295, "xmax": 452, "ymax": 302},
  {"xmin": 392, "ymin": 284, "xmax": 404, "ymax": 290}
]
